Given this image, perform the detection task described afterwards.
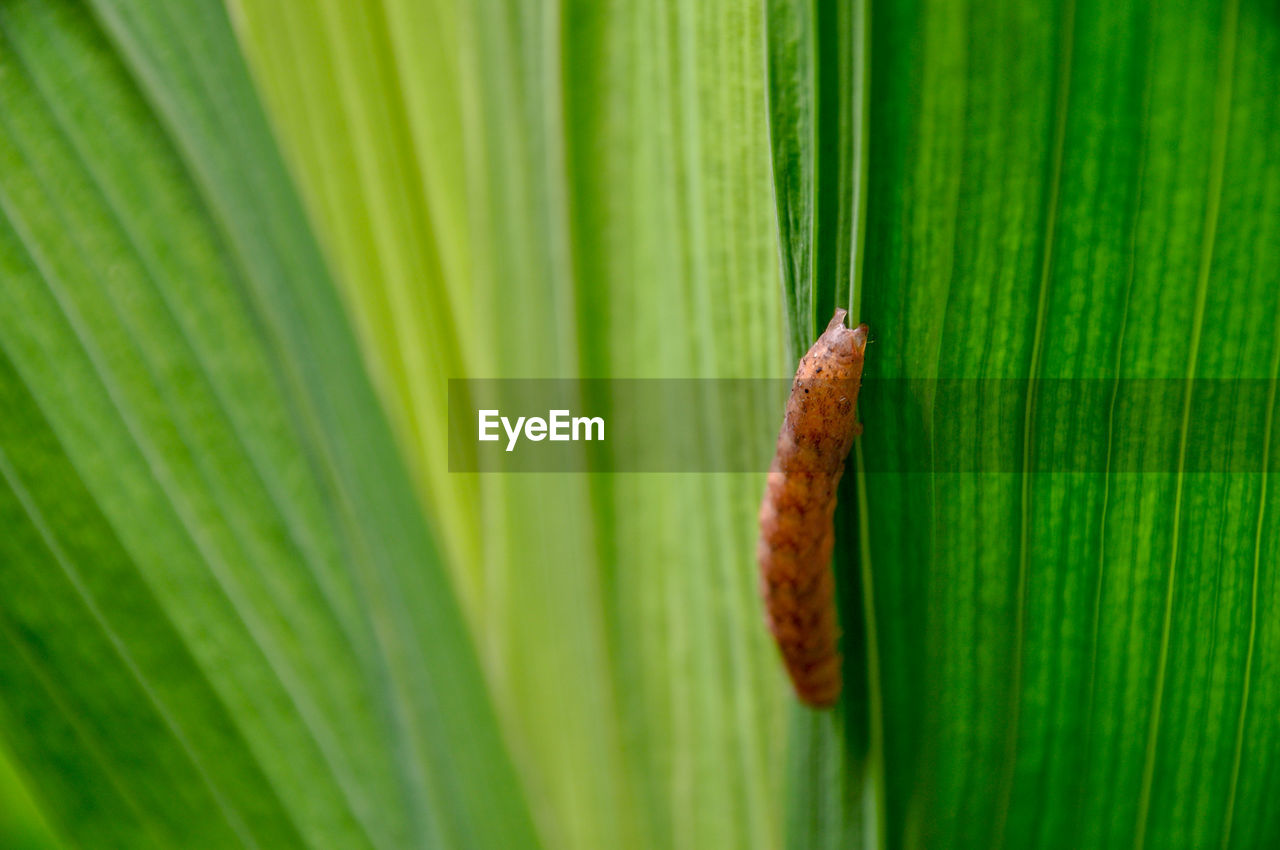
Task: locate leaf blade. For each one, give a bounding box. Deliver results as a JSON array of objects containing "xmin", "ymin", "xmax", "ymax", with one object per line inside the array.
[{"xmin": 0, "ymin": 1, "xmax": 542, "ymax": 846}]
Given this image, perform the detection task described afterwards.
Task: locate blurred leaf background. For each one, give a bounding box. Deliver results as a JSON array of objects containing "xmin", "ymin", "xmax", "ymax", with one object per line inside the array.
[{"xmin": 2, "ymin": 0, "xmax": 1279, "ymax": 849}]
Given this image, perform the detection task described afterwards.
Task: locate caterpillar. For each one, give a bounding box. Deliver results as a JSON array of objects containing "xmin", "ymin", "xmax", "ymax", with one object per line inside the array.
[{"xmin": 757, "ymin": 308, "xmax": 868, "ymax": 708}]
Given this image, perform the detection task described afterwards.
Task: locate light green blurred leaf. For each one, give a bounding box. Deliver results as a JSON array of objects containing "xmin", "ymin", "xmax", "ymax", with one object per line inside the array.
[
  {"xmin": 768, "ymin": 0, "xmax": 1280, "ymax": 847},
  {"xmin": 227, "ymin": 0, "xmax": 793, "ymax": 848},
  {"xmin": 0, "ymin": 0, "xmax": 539, "ymax": 847}
]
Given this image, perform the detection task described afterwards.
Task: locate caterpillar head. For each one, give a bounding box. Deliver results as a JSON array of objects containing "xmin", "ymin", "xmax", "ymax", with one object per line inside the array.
[{"xmin": 802, "ymin": 309, "xmax": 868, "ymax": 382}]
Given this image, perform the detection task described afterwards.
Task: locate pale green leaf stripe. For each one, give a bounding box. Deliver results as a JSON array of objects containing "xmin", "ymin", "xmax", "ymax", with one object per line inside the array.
[
  {"xmin": 0, "ymin": 0, "xmax": 540, "ymax": 847},
  {"xmin": 229, "ymin": 0, "xmax": 790, "ymax": 849},
  {"xmin": 0, "ymin": 743, "xmax": 58, "ymax": 849}
]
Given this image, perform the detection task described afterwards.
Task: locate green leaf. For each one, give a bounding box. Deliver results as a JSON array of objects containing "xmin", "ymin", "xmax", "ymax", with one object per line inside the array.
[
  {"xmin": 770, "ymin": 0, "xmax": 1280, "ymax": 846},
  {"xmin": 227, "ymin": 0, "xmax": 793, "ymax": 848},
  {"xmin": 0, "ymin": 1, "xmax": 539, "ymax": 847},
  {"xmin": 765, "ymin": 0, "xmax": 869, "ymax": 354}
]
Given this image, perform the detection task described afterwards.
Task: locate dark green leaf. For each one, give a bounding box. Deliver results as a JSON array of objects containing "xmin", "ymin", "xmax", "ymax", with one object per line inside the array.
[{"xmin": 769, "ymin": 0, "xmax": 1280, "ymax": 846}]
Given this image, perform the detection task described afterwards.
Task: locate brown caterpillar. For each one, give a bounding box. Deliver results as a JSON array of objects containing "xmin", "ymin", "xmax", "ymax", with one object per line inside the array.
[{"xmin": 757, "ymin": 308, "xmax": 868, "ymax": 708}]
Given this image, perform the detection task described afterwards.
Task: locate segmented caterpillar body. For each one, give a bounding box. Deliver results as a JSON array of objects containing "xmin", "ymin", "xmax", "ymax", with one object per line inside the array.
[{"xmin": 757, "ymin": 309, "xmax": 868, "ymax": 708}]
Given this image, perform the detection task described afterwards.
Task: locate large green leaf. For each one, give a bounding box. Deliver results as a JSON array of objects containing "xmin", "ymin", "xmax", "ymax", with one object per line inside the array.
[
  {"xmin": 768, "ymin": 0, "xmax": 1280, "ymax": 846},
  {"xmin": 227, "ymin": 0, "xmax": 791, "ymax": 848},
  {"xmin": 0, "ymin": 1, "xmax": 538, "ymax": 847}
]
